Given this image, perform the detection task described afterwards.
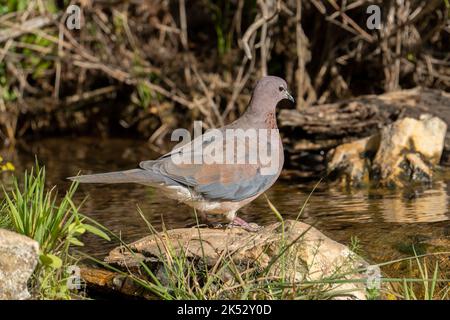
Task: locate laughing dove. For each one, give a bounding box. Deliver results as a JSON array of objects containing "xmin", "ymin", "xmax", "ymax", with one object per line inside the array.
[{"xmin": 69, "ymin": 76, "xmax": 294, "ymax": 230}]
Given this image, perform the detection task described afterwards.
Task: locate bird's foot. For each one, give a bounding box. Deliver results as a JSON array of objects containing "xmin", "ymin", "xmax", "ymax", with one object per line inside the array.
[
  {"xmin": 185, "ymin": 222, "xmax": 209, "ymax": 228},
  {"xmin": 185, "ymin": 216, "xmax": 261, "ymax": 232},
  {"xmin": 229, "ymin": 217, "xmax": 261, "ymax": 232},
  {"xmin": 185, "ymin": 221, "xmax": 225, "ymax": 229}
]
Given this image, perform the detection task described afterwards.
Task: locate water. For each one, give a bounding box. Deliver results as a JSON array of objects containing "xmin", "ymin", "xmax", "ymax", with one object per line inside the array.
[{"xmin": 1, "ymin": 137, "xmax": 449, "ymax": 266}]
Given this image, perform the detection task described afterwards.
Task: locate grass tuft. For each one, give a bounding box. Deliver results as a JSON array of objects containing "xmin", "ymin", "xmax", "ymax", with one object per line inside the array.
[{"xmin": 0, "ymin": 162, "xmax": 110, "ymax": 299}]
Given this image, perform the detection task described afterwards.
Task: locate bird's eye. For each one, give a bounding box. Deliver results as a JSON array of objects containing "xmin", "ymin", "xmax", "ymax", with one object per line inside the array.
[{"xmin": 278, "ymin": 86, "xmax": 284, "ymax": 92}]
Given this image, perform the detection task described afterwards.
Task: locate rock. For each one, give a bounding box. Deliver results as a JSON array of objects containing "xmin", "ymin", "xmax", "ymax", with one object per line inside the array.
[
  {"xmin": 0, "ymin": 229, "xmax": 39, "ymax": 300},
  {"xmin": 327, "ymin": 134, "xmax": 380, "ymax": 186},
  {"xmin": 104, "ymin": 220, "xmax": 370, "ymax": 300},
  {"xmin": 372, "ymin": 115, "xmax": 446, "ymax": 186},
  {"xmin": 327, "ymin": 115, "xmax": 447, "ymax": 186},
  {"xmin": 280, "ymin": 88, "xmax": 450, "ymax": 176}
]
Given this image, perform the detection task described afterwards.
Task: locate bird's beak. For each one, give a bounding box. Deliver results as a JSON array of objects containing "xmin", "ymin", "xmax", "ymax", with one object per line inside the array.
[{"xmin": 285, "ymin": 91, "xmax": 295, "ymax": 103}]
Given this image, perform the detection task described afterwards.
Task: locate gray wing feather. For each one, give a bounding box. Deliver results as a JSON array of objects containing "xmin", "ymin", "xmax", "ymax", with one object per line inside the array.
[
  {"xmin": 195, "ymin": 173, "xmax": 276, "ymax": 201},
  {"xmin": 139, "ymin": 127, "xmax": 281, "ymax": 201},
  {"xmin": 142, "ymin": 157, "xmax": 277, "ymax": 201}
]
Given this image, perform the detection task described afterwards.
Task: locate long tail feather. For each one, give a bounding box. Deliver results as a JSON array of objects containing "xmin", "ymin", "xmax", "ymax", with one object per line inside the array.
[{"xmin": 68, "ymin": 169, "xmax": 159, "ymax": 185}]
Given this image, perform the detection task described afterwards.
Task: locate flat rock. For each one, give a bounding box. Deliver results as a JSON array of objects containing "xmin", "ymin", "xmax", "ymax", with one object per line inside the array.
[
  {"xmin": 105, "ymin": 220, "xmax": 370, "ymax": 300},
  {"xmin": 0, "ymin": 229, "xmax": 39, "ymax": 300}
]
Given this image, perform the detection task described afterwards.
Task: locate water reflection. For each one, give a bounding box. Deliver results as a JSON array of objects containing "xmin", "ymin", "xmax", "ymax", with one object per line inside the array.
[
  {"xmin": 300, "ymin": 182, "xmax": 450, "ymax": 224},
  {"xmin": 379, "ymin": 182, "xmax": 449, "ymax": 223}
]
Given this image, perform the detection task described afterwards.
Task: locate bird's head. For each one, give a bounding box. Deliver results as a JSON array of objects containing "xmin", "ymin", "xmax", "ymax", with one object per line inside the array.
[{"xmin": 249, "ymin": 76, "xmax": 295, "ymax": 114}]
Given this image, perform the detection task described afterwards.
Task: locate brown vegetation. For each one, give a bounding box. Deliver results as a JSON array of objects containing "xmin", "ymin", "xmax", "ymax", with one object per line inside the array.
[{"xmin": 0, "ymin": 0, "xmax": 448, "ymax": 155}]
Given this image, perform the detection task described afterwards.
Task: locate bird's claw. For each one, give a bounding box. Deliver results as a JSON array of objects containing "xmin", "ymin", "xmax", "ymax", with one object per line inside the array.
[
  {"xmin": 229, "ymin": 217, "xmax": 261, "ymax": 232},
  {"xmin": 187, "ymin": 222, "xmax": 225, "ymax": 229},
  {"xmin": 186, "ymin": 217, "xmax": 261, "ymax": 232}
]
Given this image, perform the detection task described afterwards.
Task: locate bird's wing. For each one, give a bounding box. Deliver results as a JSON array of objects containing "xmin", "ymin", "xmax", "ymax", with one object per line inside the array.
[{"xmin": 140, "ymin": 130, "xmax": 279, "ymax": 201}]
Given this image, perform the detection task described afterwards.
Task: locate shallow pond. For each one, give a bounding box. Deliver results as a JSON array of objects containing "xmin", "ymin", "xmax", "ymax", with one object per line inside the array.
[{"xmin": 1, "ymin": 137, "xmax": 449, "ymax": 268}]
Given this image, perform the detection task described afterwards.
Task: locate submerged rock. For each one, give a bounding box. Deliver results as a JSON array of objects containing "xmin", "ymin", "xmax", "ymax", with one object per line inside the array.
[
  {"xmin": 328, "ymin": 115, "xmax": 447, "ymax": 187},
  {"xmin": 100, "ymin": 220, "xmax": 370, "ymax": 300},
  {"xmin": 0, "ymin": 229, "xmax": 39, "ymax": 300}
]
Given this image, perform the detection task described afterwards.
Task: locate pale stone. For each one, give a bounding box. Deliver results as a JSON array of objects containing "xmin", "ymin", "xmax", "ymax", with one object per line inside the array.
[
  {"xmin": 327, "ymin": 115, "xmax": 447, "ymax": 186},
  {"xmin": 0, "ymin": 229, "xmax": 39, "ymax": 300},
  {"xmin": 105, "ymin": 220, "xmax": 370, "ymax": 300},
  {"xmin": 327, "ymin": 134, "xmax": 380, "ymax": 185},
  {"xmin": 372, "ymin": 115, "xmax": 446, "ymax": 186}
]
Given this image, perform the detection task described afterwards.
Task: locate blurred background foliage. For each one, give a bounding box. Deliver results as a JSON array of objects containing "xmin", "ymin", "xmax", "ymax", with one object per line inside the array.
[{"xmin": 0, "ymin": 0, "xmax": 448, "ymax": 151}]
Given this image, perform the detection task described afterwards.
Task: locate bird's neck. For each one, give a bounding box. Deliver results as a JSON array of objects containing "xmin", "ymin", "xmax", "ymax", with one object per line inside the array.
[{"xmin": 244, "ymin": 99, "xmax": 278, "ymax": 129}]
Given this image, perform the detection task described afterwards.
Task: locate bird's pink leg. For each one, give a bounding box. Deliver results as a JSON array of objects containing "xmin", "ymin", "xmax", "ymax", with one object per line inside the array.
[{"xmin": 230, "ymin": 216, "xmax": 261, "ymax": 232}]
